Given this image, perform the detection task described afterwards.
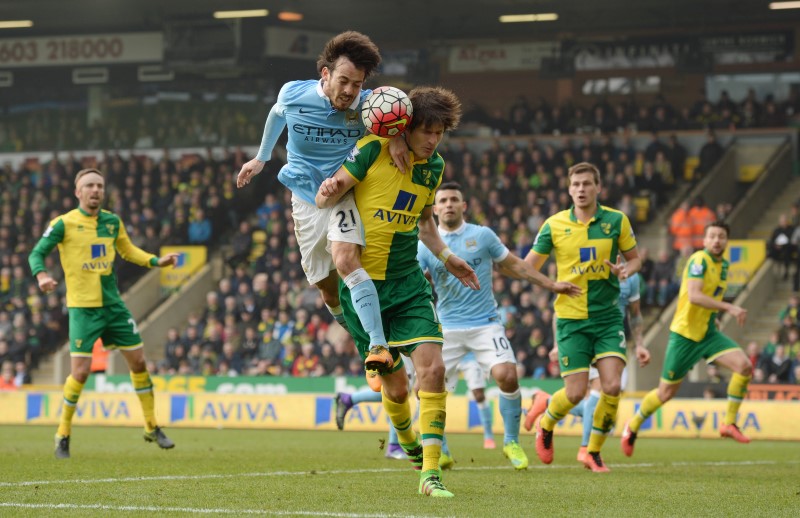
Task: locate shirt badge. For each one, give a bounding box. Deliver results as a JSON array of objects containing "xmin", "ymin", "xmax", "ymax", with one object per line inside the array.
[{"xmin": 345, "ymin": 110, "xmax": 360, "ymax": 127}]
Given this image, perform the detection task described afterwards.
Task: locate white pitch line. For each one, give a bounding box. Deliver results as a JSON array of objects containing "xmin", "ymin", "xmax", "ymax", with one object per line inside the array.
[
  {"xmin": 0, "ymin": 502, "xmax": 440, "ymax": 517},
  {"xmin": 0, "ymin": 459, "xmax": 797, "ymax": 489}
]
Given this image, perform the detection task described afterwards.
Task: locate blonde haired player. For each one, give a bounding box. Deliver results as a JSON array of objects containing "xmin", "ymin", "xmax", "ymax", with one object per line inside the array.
[{"xmin": 29, "ymin": 168, "xmax": 178, "ymax": 458}]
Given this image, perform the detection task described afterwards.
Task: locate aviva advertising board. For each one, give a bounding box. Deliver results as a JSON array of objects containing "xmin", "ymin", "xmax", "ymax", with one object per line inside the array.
[{"xmin": 2, "ymin": 392, "xmax": 798, "ymax": 440}]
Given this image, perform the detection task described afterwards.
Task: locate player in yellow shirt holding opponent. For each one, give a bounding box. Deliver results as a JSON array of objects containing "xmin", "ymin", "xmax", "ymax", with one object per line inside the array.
[{"xmin": 317, "ymin": 86, "xmax": 477, "ymax": 497}]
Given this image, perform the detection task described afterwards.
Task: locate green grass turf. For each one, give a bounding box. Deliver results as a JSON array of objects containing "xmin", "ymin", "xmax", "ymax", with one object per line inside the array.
[{"xmin": 1, "ymin": 425, "xmax": 798, "ymax": 517}]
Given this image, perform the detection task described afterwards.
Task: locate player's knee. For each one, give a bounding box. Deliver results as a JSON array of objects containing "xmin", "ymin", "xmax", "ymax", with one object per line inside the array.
[
  {"xmin": 71, "ymin": 366, "xmax": 90, "ymax": 383},
  {"xmin": 418, "ymin": 363, "xmax": 445, "ymax": 386},
  {"xmin": 332, "ymin": 245, "xmax": 361, "ymax": 276},
  {"xmin": 127, "ymin": 357, "xmax": 147, "ymax": 373},
  {"xmin": 739, "ymin": 361, "xmax": 753, "ymax": 378},
  {"xmin": 657, "ymin": 384, "xmax": 677, "ymax": 402},
  {"xmin": 566, "ymin": 387, "xmax": 586, "ymax": 404},
  {"xmin": 493, "ymin": 366, "xmax": 518, "ymax": 392},
  {"xmin": 383, "ymin": 384, "xmax": 408, "ymax": 403},
  {"xmin": 601, "ymin": 379, "xmax": 621, "ymax": 396}
]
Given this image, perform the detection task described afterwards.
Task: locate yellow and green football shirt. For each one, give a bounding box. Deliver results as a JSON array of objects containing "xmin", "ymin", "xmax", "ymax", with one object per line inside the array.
[
  {"xmin": 531, "ymin": 204, "xmax": 637, "ymax": 319},
  {"xmin": 670, "ymin": 249, "xmax": 729, "ymax": 342},
  {"xmin": 342, "ymin": 134, "xmax": 444, "ymax": 280},
  {"xmin": 28, "ymin": 208, "xmax": 157, "ymax": 308}
]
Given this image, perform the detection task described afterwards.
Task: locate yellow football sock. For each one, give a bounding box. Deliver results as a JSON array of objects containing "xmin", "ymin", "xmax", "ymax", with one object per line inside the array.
[
  {"xmin": 57, "ymin": 375, "xmax": 85, "ymax": 437},
  {"xmin": 629, "ymin": 389, "xmax": 664, "ymax": 433},
  {"xmin": 131, "ymin": 370, "xmax": 157, "ymax": 432},
  {"xmin": 724, "ymin": 372, "xmax": 751, "ymax": 426},
  {"xmin": 587, "ymin": 392, "xmax": 619, "ymax": 453},
  {"xmin": 539, "ymin": 388, "xmax": 575, "ymax": 431},
  {"xmin": 381, "ymin": 387, "xmax": 417, "ymax": 446},
  {"xmin": 418, "ymin": 390, "xmax": 447, "ymax": 473}
]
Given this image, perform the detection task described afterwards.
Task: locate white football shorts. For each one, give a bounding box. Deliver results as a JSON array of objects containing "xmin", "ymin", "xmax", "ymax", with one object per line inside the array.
[
  {"xmin": 442, "ymin": 323, "xmax": 516, "ymax": 392},
  {"xmin": 291, "ymin": 191, "xmax": 365, "ymax": 285}
]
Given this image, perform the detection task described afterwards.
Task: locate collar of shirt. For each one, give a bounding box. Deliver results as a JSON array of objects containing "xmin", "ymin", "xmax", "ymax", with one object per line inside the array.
[
  {"xmin": 702, "ymin": 248, "xmax": 723, "ymax": 263},
  {"xmin": 439, "ymin": 222, "xmax": 467, "ymax": 237},
  {"xmin": 77, "ymin": 207, "xmax": 97, "ymax": 218},
  {"xmin": 316, "ymin": 79, "xmax": 361, "ymax": 116},
  {"xmin": 568, "ymin": 203, "xmax": 605, "ymax": 224}
]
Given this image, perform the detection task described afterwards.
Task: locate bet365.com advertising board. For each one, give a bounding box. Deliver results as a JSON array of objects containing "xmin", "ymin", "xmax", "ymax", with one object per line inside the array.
[{"xmin": 1, "ymin": 392, "xmax": 798, "ymax": 440}]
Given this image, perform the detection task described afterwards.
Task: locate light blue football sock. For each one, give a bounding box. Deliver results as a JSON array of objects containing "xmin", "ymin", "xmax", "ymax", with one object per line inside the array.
[
  {"xmin": 499, "ymin": 389, "xmax": 522, "ymax": 445},
  {"xmin": 478, "ymin": 401, "xmax": 494, "ymax": 440},
  {"xmin": 441, "ymin": 433, "xmax": 451, "ymax": 456},
  {"xmin": 352, "ymin": 388, "xmax": 383, "ymax": 405},
  {"xmin": 582, "ymin": 391, "xmax": 601, "ymax": 447},
  {"xmin": 388, "ymin": 425, "xmax": 399, "ymax": 446},
  {"xmin": 344, "ymin": 269, "xmax": 386, "ymax": 346},
  {"xmin": 569, "ymin": 398, "xmax": 586, "ymax": 417}
]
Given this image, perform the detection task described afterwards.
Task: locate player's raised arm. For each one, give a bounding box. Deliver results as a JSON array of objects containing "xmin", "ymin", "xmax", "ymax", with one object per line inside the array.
[
  {"xmin": 418, "ymin": 207, "xmax": 479, "ymax": 290},
  {"xmin": 497, "ymin": 253, "xmax": 580, "ymax": 297}
]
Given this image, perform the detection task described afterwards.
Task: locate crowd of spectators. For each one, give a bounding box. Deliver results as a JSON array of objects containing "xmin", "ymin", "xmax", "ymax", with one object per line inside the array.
[
  {"xmin": 768, "ymin": 208, "xmax": 800, "ymax": 290},
  {"xmin": 745, "ymin": 294, "xmax": 800, "ymax": 384},
  {"xmin": 470, "ymin": 89, "xmax": 800, "ymax": 139},
  {"xmin": 0, "ymin": 147, "xmax": 265, "ymax": 387},
  {"xmin": 3, "ymin": 88, "xmax": 799, "ymax": 153},
  {"xmin": 0, "ymin": 97, "xmax": 266, "ymax": 153}
]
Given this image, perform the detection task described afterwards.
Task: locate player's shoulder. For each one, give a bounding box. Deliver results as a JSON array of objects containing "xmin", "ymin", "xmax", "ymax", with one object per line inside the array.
[
  {"xmin": 469, "ymin": 222, "xmax": 497, "ymax": 240},
  {"xmin": 689, "ymin": 249, "xmax": 709, "ymax": 263},
  {"xmin": 426, "ymin": 151, "xmax": 445, "ymax": 172},
  {"xmin": 56, "ymin": 208, "xmax": 84, "ymax": 224},
  {"xmin": 599, "ymin": 205, "xmax": 629, "ymax": 224},
  {"xmin": 351, "ymin": 134, "xmax": 387, "ymax": 157},
  {"xmin": 543, "ymin": 209, "xmax": 571, "ymax": 226},
  {"xmin": 357, "ymin": 133, "xmax": 387, "ymax": 148},
  {"xmin": 98, "ymin": 209, "xmax": 121, "ymax": 222},
  {"xmin": 279, "ymin": 80, "xmax": 318, "ymax": 102}
]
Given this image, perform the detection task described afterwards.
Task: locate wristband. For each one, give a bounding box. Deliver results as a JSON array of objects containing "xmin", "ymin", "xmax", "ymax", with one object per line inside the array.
[
  {"xmin": 438, "ymin": 247, "xmax": 454, "ymax": 263},
  {"xmin": 149, "ymin": 257, "xmax": 159, "ymax": 267}
]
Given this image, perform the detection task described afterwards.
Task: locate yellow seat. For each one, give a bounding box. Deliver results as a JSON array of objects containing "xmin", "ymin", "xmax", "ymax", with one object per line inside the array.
[
  {"xmin": 684, "ymin": 156, "xmax": 699, "ymax": 181},
  {"xmin": 248, "ymin": 229, "xmax": 267, "ymax": 262},
  {"xmin": 738, "ymin": 164, "xmax": 763, "ymax": 182},
  {"xmin": 633, "ymin": 196, "xmax": 650, "ymax": 223}
]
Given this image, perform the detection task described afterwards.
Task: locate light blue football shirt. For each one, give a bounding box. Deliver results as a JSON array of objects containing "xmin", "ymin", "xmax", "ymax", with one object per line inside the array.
[
  {"xmin": 256, "ymin": 79, "xmax": 370, "ymax": 205},
  {"xmin": 418, "ymin": 222, "xmax": 509, "ymax": 330},
  {"xmin": 618, "ymin": 274, "xmax": 641, "ymax": 316}
]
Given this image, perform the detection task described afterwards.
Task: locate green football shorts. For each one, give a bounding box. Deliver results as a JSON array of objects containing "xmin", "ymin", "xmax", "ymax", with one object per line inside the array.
[
  {"xmin": 661, "ymin": 330, "xmax": 740, "ymax": 383},
  {"xmin": 340, "ymin": 268, "xmax": 443, "ymax": 367},
  {"xmin": 555, "ymin": 309, "xmax": 627, "ymax": 377},
  {"xmin": 68, "ymin": 303, "xmax": 143, "ymax": 357}
]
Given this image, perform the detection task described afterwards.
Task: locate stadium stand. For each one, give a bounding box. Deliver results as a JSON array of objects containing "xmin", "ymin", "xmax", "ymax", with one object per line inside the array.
[{"xmin": 3, "ymin": 87, "xmax": 799, "ymax": 387}]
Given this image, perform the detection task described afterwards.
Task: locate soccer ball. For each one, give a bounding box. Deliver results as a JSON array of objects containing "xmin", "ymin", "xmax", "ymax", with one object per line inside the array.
[{"xmin": 361, "ymin": 86, "xmax": 413, "ymax": 138}]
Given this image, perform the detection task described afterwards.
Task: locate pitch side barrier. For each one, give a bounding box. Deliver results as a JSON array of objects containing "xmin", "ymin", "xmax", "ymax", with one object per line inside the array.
[{"xmin": 4, "ymin": 376, "xmax": 798, "ymax": 440}]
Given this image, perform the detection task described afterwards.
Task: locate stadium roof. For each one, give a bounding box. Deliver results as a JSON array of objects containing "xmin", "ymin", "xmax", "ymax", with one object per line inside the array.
[{"xmin": 3, "ymin": 0, "xmax": 799, "ymax": 45}]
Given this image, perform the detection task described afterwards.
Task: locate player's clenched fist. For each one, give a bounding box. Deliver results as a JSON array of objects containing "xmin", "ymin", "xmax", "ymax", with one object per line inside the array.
[{"xmin": 318, "ymin": 177, "xmax": 342, "ymax": 198}]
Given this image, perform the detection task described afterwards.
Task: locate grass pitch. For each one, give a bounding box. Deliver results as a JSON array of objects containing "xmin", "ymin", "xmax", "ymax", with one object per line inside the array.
[{"xmin": 1, "ymin": 425, "xmax": 798, "ymax": 517}]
